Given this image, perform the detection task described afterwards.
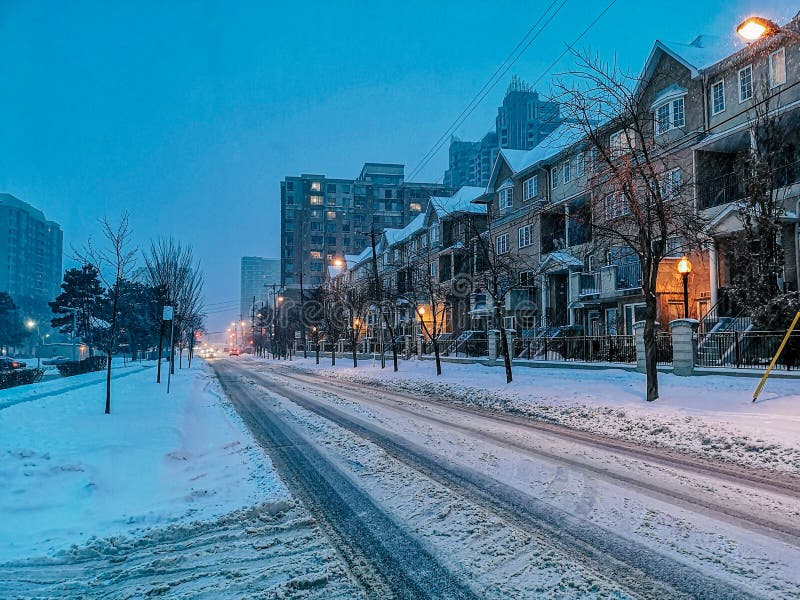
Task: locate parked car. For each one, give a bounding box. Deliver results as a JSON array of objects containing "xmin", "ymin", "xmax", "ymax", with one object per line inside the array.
[
  {"xmin": 0, "ymin": 357, "xmax": 27, "ymax": 371},
  {"xmin": 229, "ymin": 348, "xmax": 240, "ymax": 356},
  {"xmin": 43, "ymin": 355, "xmax": 71, "ymax": 366}
]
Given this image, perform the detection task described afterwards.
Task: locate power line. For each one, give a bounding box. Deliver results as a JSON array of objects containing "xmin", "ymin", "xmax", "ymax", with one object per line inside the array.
[{"xmin": 407, "ymin": 0, "xmax": 572, "ymax": 182}]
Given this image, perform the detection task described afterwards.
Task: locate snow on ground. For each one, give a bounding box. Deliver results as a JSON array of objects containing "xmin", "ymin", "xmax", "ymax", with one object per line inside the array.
[
  {"xmin": 274, "ymin": 356, "xmax": 800, "ymax": 475},
  {"xmin": 0, "ymin": 360, "xmax": 362, "ymax": 598}
]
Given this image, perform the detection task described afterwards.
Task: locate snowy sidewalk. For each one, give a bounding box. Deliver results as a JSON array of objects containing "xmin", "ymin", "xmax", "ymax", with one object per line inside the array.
[{"xmin": 266, "ymin": 356, "xmax": 800, "ymax": 475}]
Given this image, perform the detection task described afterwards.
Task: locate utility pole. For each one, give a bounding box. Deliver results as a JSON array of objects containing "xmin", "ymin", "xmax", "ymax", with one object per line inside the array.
[
  {"xmin": 271, "ymin": 283, "xmax": 279, "ymax": 359},
  {"xmin": 251, "ymin": 295, "xmax": 256, "ymax": 355},
  {"xmin": 299, "ymin": 271, "xmax": 307, "ymax": 358}
]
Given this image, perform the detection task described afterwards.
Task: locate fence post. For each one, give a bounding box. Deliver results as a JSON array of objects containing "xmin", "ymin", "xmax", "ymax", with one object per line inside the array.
[
  {"xmin": 488, "ymin": 329, "xmax": 499, "ymax": 363},
  {"xmin": 416, "ymin": 334, "xmax": 423, "ymax": 357},
  {"xmin": 505, "ymin": 329, "xmax": 515, "ymax": 361},
  {"xmin": 633, "ymin": 321, "xmax": 646, "ymax": 373},
  {"xmin": 669, "ymin": 318, "xmax": 699, "ymax": 376},
  {"xmin": 734, "ymin": 332, "xmax": 741, "ymax": 368}
]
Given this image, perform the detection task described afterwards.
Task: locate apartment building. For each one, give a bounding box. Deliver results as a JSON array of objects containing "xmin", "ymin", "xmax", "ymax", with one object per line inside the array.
[{"xmin": 280, "ymin": 163, "xmax": 448, "ymax": 288}]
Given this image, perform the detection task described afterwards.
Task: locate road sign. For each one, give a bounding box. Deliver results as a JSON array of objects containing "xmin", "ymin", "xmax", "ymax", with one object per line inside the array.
[{"xmin": 163, "ymin": 306, "xmax": 174, "ymax": 320}]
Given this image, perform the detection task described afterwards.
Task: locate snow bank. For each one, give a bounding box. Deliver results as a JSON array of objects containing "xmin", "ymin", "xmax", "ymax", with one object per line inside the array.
[
  {"xmin": 276, "ymin": 357, "xmax": 800, "ymax": 474},
  {"xmin": 0, "ymin": 361, "xmax": 287, "ymax": 562}
]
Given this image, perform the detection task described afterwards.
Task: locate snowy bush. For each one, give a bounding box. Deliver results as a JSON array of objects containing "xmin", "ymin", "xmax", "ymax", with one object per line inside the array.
[
  {"xmin": 0, "ymin": 368, "xmax": 44, "ymax": 389},
  {"xmin": 56, "ymin": 356, "xmax": 108, "ymax": 377}
]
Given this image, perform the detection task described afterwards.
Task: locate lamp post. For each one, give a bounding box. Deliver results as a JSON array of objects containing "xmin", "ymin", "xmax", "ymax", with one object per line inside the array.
[
  {"xmin": 736, "ymin": 16, "xmax": 799, "ymax": 41},
  {"xmin": 677, "ymin": 256, "xmax": 692, "ymax": 319},
  {"xmin": 25, "ymin": 319, "xmax": 40, "ymax": 368}
]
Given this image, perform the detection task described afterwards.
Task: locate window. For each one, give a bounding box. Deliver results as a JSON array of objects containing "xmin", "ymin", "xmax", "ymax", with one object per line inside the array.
[
  {"xmin": 310, "ymin": 195, "xmax": 323, "ymax": 205},
  {"xmin": 310, "ymin": 251, "xmax": 322, "ymax": 259},
  {"xmin": 499, "ymin": 187, "xmax": 513, "ymax": 209},
  {"xmin": 662, "ymin": 168, "xmax": 681, "ymax": 200},
  {"xmin": 604, "ymin": 193, "xmax": 630, "ymax": 220},
  {"xmin": 664, "ymin": 236, "xmax": 684, "ymax": 258},
  {"xmin": 310, "ymin": 181, "xmax": 321, "ymax": 192},
  {"xmin": 384, "ymin": 189, "xmax": 393, "ymax": 199},
  {"xmin": 326, "ymin": 236, "xmax": 336, "ymax": 245},
  {"xmin": 430, "ymin": 261, "xmax": 437, "ymax": 277},
  {"xmin": 654, "ymin": 98, "xmax": 685, "ymax": 134},
  {"xmin": 286, "ymin": 194, "xmax": 295, "ymax": 205},
  {"xmin": 326, "ymin": 211, "xmax": 336, "ymax": 220},
  {"xmin": 563, "ymin": 160, "xmax": 571, "ymax": 183},
  {"xmin": 576, "ymin": 153, "xmax": 585, "ymax": 177},
  {"xmin": 327, "ymin": 183, "xmax": 337, "ymax": 193},
  {"xmin": 429, "ymin": 223, "xmax": 440, "ymax": 244},
  {"xmin": 286, "ymin": 181, "xmax": 294, "ymax": 191},
  {"xmin": 770, "ymin": 48, "xmax": 786, "ymax": 87},
  {"xmin": 610, "ymin": 129, "xmax": 635, "ymax": 156},
  {"xmin": 739, "ymin": 65, "xmax": 753, "ymax": 102},
  {"xmin": 310, "ymin": 210, "xmax": 321, "ymax": 219},
  {"xmin": 310, "ymin": 261, "xmax": 323, "ymax": 272},
  {"xmin": 709, "ymin": 80, "xmax": 725, "ymax": 115},
  {"xmin": 342, "ymin": 184, "xmax": 351, "ymax": 194},
  {"xmin": 495, "ymin": 233, "xmax": 509, "ymax": 255},
  {"xmin": 551, "ymin": 167, "xmax": 559, "ymax": 189},
  {"xmin": 523, "ymin": 175, "xmax": 538, "ymax": 200},
  {"xmin": 410, "ymin": 202, "xmax": 422, "ymax": 212},
  {"xmin": 518, "ymin": 224, "xmax": 533, "ymax": 248},
  {"xmin": 311, "ymin": 235, "xmax": 323, "ymax": 246}
]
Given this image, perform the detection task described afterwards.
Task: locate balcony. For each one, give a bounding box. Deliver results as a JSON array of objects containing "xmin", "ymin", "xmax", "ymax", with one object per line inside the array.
[
  {"xmin": 578, "ymin": 272, "xmax": 600, "ymax": 296},
  {"xmin": 698, "ymin": 158, "xmax": 800, "ymax": 210},
  {"xmin": 615, "ymin": 261, "xmax": 642, "ymax": 291}
]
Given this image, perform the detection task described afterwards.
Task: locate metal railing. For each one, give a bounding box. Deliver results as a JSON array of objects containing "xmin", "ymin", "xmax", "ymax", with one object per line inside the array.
[
  {"xmin": 615, "ymin": 262, "xmax": 642, "ymax": 291},
  {"xmin": 697, "ymin": 330, "xmax": 800, "ymax": 370},
  {"xmin": 579, "ymin": 272, "xmax": 601, "ymax": 296},
  {"xmin": 514, "ymin": 334, "xmax": 637, "ymax": 364},
  {"xmin": 698, "ymin": 158, "xmax": 800, "ymax": 210}
]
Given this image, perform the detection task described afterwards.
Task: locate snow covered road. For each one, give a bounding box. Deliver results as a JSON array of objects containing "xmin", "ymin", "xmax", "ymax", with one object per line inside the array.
[{"xmin": 216, "ymin": 357, "xmax": 800, "ymax": 599}]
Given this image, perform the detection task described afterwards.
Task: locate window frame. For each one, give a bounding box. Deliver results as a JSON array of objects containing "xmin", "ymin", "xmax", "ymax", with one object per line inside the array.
[
  {"xmin": 711, "ymin": 79, "xmax": 725, "ymax": 115},
  {"xmin": 654, "ymin": 97, "xmax": 685, "ymax": 135},
  {"xmin": 523, "ymin": 175, "xmax": 538, "ymax": 201},
  {"xmin": 738, "ymin": 64, "xmax": 753, "ymax": 103},
  {"xmin": 518, "ymin": 224, "xmax": 533, "ymax": 248},
  {"xmin": 499, "ymin": 186, "xmax": 513, "ymax": 210},
  {"xmin": 563, "ymin": 159, "xmax": 571, "ymax": 184},
  {"xmin": 495, "ymin": 233, "xmax": 510, "ymax": 255},
  {"xmin": 769, "ymin": 47, "xmax": 786, "ymax": 88}
]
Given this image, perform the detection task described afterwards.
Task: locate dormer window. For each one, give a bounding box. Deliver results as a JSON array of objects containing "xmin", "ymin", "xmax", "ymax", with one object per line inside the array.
[
  {"xmin": 429, "ymin": 223, "xmax": 440, "ymax": 244},
  {"xmin": 523, "ymin": 175, "xmax": 538, "ymax": 200},
  {"xmin": 654, "ymin": 98, "xmax": 685, "ymax": 134},
  {"xmin": 498, "ymin": 179, "xmax": 513, "ymax": 209}
]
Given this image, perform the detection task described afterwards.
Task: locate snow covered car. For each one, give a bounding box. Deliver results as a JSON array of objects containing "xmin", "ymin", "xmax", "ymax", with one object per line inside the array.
[
  {"xmin": 0, "ymin": 357, "xmax": 27, "ymax": 371},
  {"xmin": 43, "ymin": 356, "xmax": 70, "ymax": 366}
]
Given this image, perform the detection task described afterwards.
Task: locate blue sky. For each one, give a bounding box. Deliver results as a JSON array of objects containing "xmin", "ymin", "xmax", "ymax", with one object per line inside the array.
[{"xmin": 0, "ymin": 0, "xmax": 796, "ymax": 331}]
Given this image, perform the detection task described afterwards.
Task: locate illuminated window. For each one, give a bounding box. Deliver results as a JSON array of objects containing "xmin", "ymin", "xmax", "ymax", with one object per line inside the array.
[
  {"xmin": 310, "ymin": 195, "xmax": 323, "ymax": 205},
  {"xmin": 310, "ymin": 181, "xmax": 321, "ymax": 192},
  {"xmin": 770, "ymin": 48, "xmax": 786, "ymax": 87},
  {"xmin": 310, "ymin": 251, "xmax": 322, "ymax": 259},
  {"xmin": 326, "ymin": 211, "xmax": 337, "ymax": 219},
  {"xmin": 410, "ymin": 202, "xmax": 422, "ymax": 212}
]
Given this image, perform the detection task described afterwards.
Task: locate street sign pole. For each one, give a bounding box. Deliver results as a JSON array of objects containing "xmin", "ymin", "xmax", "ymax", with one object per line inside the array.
[{"xmin": 163, "ymin": 306, "xmax": 175, "ymax": 394}]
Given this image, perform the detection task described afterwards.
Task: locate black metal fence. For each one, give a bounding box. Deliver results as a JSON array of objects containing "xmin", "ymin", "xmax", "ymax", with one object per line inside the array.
[
  {"xmin": 697, "ymin": 331, "xmax": 800, "ymax": 370},
  {"xmin": 514, "ymin": 335, "xmax": 639, "ymax": 364}
]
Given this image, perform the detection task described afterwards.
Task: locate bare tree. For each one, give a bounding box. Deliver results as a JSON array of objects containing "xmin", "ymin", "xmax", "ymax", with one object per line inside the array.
[
  {"xmin": 76, "ymin": 213, "xmax": 136, "ymax": 414},
  {"xmin": 143, "ymin": 239, "xmax": 195, "ymax": 383},
  {"xmin": 557, "ymin": 50, "xmax": 706, "ymax": 401},
  {"xmin": 339, "ymin": 280, "xmax": 370, "ymax": 368},
  {"xmin": 173, "ymin": 264, "xmax": 204, "ymax": 371},
  {"xmin": 319, "ymin": 285, "xmax": 346, "ymax": 366},
  {"xmin": 366, "ymin": 227, "xmax": 401, "ymax": 371}
]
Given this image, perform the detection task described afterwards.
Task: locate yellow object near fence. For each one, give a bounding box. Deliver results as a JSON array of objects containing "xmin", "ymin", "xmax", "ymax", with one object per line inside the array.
[{"xmin": 752, "ymin": 310, "xmax": 800, "ymax": 402}]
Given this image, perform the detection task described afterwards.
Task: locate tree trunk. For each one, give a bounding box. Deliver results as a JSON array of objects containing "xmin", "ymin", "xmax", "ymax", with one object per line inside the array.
[
  {"xmin": 352, "ymin": 338, "xmax": 357, "ymax": 368},
  {"xmin": 315, "ymin": 343, "xmax": 320, "ymax": 364},
  {"xmin": 494, "ymin": 301, "xmax": 513, "ymax": 383},
  {"xmin": 433, "ymin": 338, "xmax": 442, "ymax": 376},
  {"xmin": 331, "ymin": 346, "xmax": 336, "ymax": 366},
  {"xmin": 156, "ymin": 319, "xmax": 165, "ymax": 383},
  {"xmin": 643, "ymin": 299, "xmax": 659, "ymax": 402},
  {"xmin": 391, "ymin": 340, "xmax": 398, "ymax": 372},
  {"xmin": 105, "ymin": 292, "xmax": 118, "ymax": 414}
]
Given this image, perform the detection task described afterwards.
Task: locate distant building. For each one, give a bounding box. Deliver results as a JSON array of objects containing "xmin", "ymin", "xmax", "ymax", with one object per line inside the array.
[
  {"xmin": 240, "ymin": 257, "xmax": 280, "ymax": 318},
  {"xmin": 281, "ymin": 163, "xmax": 449, "ymax": 288},
  {"xmin": 444, "ymin": 76, "xmax": 562, "ymax": 188},
  {"xmin": 0, "ymin": 194, "xmax": 63, "ymax": 307}
]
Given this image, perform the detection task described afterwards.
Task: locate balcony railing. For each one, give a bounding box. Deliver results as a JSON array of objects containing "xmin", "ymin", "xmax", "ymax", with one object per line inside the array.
[
  {"xmin": 698, "ymin": 158, "xmax": 800, "ymax": 210},
  {"xmin": 615, "ymin": 261, "xmax": 642, "ymax": 291},
  {"xmin": 578, "ymin": 272, "xmax": 601, "ymax": 296}
]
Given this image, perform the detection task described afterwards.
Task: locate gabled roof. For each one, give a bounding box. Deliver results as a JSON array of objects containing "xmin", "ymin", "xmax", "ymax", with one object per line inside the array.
[
  {"xmin": 345, "ymin": 246, "xmax": 372, "ymax": 270},
  {"xmin": 487, "ymin": 122, "xmax": 586, "ymax": 188},
  {"xmin": 640, "ymin": 35, "xmax": 741, "ymax": 83},
  {"xmin": 428, "ymin": 186, "xmax": 487, "ymax": 218}
]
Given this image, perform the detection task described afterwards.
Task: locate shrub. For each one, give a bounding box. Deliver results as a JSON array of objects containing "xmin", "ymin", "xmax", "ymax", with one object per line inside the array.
[
  {"xmin": 0, "ymin": 368, "xmax": 45, "ymax": 390},
  {"xmin": 56, "ymin": 356, "xmax": 108, "ymax": 377}
]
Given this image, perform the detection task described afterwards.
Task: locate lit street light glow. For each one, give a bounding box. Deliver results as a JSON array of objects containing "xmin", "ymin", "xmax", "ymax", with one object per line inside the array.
[{"xmin": 736, "ymin": 16, "xmax": 778, "ymax": 41}]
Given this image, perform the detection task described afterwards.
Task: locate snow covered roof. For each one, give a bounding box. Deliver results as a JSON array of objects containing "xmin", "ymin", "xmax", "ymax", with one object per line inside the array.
[
  {"xmin": 540, "ymin": 251, "xmax": 583, "ymax": 271},
  {"xmin": 641, "ymin": 35, "xmax": 742, "ymax": 82},
  {"xmin": 428, "ymin": 186, "xmax": 487, "ymax": 217},
  {"xmin": 384, "ymin": 212, "xmax": 426, "ymax": 247},
  {"xmin": 345, "ymin": 246, "xmax": 372, "ymax": 270},
  {"xmin": 490, "ymin": 122, "xmax": 586, "ymax": 184},
  {"xmin": 650, "ymin": 84, "xmax": 688, "ymax": 109}
]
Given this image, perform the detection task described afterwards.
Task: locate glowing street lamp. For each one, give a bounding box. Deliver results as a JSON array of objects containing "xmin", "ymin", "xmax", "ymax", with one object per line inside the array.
[
  {"xmin": 417, "ymin": 306, "xmax": 426, "ymax": 316},
  {"xmin": 677, "ymin": 256, "xmax": 692, "ymax": 319},
  {"xmin": 736, "ymin": 16, "xmax": 779, "ymax": 41}
]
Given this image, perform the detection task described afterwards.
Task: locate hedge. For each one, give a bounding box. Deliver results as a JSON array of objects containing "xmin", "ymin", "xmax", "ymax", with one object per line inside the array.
[{"xmin": 56, "ymin": 356, "xmax": 108, "ymax": 377}]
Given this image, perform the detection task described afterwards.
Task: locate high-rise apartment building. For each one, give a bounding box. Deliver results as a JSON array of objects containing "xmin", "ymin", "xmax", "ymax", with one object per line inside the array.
[
  {"xmin": 240, "ymin": 256, "xmax": 281, "ymax": 318},
  {"xmin": 444, "ymin": 76, "xmax": 562, "ymax": 188},
  {"xmin": 0, "ymin": 194, "xmax": 63, "ymax": 307},
  {"xmin": 281, "ymin": 163, "xmax": 448, "ymax": 287}
]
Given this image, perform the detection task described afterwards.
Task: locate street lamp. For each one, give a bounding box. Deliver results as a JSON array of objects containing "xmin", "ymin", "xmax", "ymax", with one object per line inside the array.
[
  {"xmin": 677, "ymin": 255, "xmax": 692, "ymax": 319},
  {"xmin": 736, "ymin": 16, "xmax": 798, "ymax": 41},
  {"xmin": 25, "ymin": 319, "xmax": 40, "ymax": 368}
]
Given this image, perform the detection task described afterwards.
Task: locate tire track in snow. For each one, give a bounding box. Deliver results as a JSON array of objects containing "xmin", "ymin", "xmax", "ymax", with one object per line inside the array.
[
  {"xmin": 213, "ymin": 362, "xmax": 478, "ymax": 600},
  {"xmin": 234, "ymin": 363, "xmax": 762, "ymax": 600}
]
